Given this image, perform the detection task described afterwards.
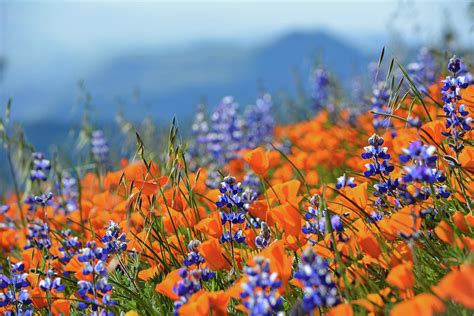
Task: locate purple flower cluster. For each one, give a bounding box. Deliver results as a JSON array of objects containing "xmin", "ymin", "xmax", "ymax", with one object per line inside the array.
[
  {"xmin": 294, "ymin": 248, "xmax": 339, "ymax": 312},
  {"xmin": 370, "ymin": 81, "xmax": 393, "ymax": 131},
  {"xmin": 24, "ymin": 219, "xmax": 51, "ymax": 250},
  {"xmin": 240, "ymin": 257, "xmax": 283, "ymax": 316},
  {"xmin": 255, "ymin": 221, "xmax": 271, "ymax": 250},
  {"xmin": 30, "ymin": 152, "xmax": 51, "ymax": 181},
  {"xmin": 311, "ymin": 67, "xmax": 331, "ymax": 113},
  {"xmin": 187, "ymin": 95, "xmax": 275, "ymax": 178},
  {"xmin": 242, "ymin": 172, "xmax": 262, "ymax": 194},
  {"xmin": 39, "ymin": 269, "xmax": 65, "ymax": 293},
  {"xmin": 0, "ymin": 262, "xmax": 33, "ymax": 315},
  {"xmin": 302, "ymin": 194, "xmax": 345, "ymax": 237},
  {"xmin": 206, "ymin": 97, "xmax": 244, "ymax": 167},
  {"xmin": 77, "ymin": 241, "xmax": 115, "ymax": 312},
  {"xmin": 0, "ymin": 204, "xmax": 15, "ymax": 229},
  {"xmin": 361, "ymin": 134, "xmax": 409, "ymax": 209},
  {"xmin": 399, "ymin": 140, "xmax": 449, "ymax": 199},
  {"xmin": 91, "ymin": 130, "xmax": 110, "ymax": 165},
  {"xmin": 407, "ymin": 48, "xmax": 438, "ymax": 95},
  {"xmin": 101, "ymin": 221, "xmax": 128, "ymax": 255},
  {"xmin": 173, "ymin": 240, "xmax": 215, "ymax": 315},
  {"xmin": 187, "ymin": 105, "xmax": 211, "ymax": 171},
  {"xmin": 243, "ymin": 94, "xmax": 274, "ymax": 148},
  {"xmin": 361, "ymin": 134, "xmax": 394, "ymax": 177},
  {"xmin": 216, "ymin": 176, "xmax": 247, "ymax": 244},
  {"xmin": 335, "ymin": 174, "xmax": 356, "ymax": 190},
  {"xmin": 399, "ymin": 141, "xmax": 445, "ymax": 184},
  {"xmin": 33, "ymin": 192, "xmax": 54, "ymax": 207},
  {"xmin": 58, "ymin": 229, "xmax": 82, "ymax": 263},
  {"xmin": 59, "ymin": 172, "xmax": 79, "ymax": 214},
  {"xmin": 441, "ymin": 56, "xmax": 472, "ymax": 154}
]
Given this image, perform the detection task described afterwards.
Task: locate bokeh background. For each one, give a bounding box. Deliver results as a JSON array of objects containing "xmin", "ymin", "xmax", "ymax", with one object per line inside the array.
[{"xmin": 0, "ymin": 0, "xmax": 473, "ymax": 151}]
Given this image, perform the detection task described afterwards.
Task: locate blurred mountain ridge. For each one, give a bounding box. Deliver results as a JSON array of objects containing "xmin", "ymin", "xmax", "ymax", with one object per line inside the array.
[{"xmin": 1, "ymin": 29, "xmax": 377, "ymax": 125}]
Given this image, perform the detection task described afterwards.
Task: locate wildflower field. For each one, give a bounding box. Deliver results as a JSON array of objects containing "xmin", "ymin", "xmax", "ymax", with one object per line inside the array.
[{"xmin": 0, "ymin": 50, "xmax": 473, "ymax": 316}]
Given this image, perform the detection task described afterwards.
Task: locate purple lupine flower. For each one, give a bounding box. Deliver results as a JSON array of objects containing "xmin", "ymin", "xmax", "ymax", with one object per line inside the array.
[
  {"xmin": 30, "ymin": 152, "xmax": 51, "ymax": 181},
  {"xmin": 441, "ymin": 56, "xmax": 472, "ymax": 154},
  {"xmin": 60, "ymin": 172, "xmax": 78, "ymax": 214},
  {"xmin": 173, "ymin": 241, "xmax": 215, "ymax": 316},
  {"xmin": 24, "ymin": 195, "xmax": 37, "ymax": 213},
  {"xmin": 240, "ymin": 257, "xmax": 284, "ymax": 316},
  {"xmin": 0, "ymin": 204, "xmax": 15, "ymax": 229},
  {"xmin": 58, "ymin": 229, "xmax": 82, "ymax": 263},
  {"xmin": 302, "ymin": 194, "xmax": 345, "ymax": 236},
  {"xmin": 360, "ymin": 134, "xmax": 415, "ymax": 209},
  {"xmin": 407, "ymin": 115, "xmax": 422, "ymax": 129},
  {"xmin": 302, "ymin": 194, "xmax": 321, "ymax": 235},
  {"xmin": 374, "ymin": 177, "xmax": 402, "ymax": 195},
  {"xmin": 183, "ymin": 240, "xmax": 205, "ymax": 267},
  {"xmin": 101, "ymin": 221, "xmax": 128, "ymax": 255},
  {"xmin": 243, "ymin": 94, "xmax": 274, "ymax": 149},
  {"xmin": 76, "ymin": 241, "xmax": 115, "ymax": 312},
  {"xmin": 187, "ymin": 104, "xmax": 211, "ymax": 171},
  {"xmin": 361, "ymin": 134, "xmax": 394, "ymax": 177},
  {"xmin": 294, "ymin": 248, "xmax": 340, "ymax": 312},
  {"xmin": 311, "ymin": 67, "xmax": 331, "ymax": 113},
  {"xmin": 205, "ymin": 96, "xmax": 244, "ymax": 167},
  {"xmin": 39, "ymin": 269, "xmax": 66, "ymax": 292},
  {"xmin": 91, "ymin": 130, "xmax": 109, "ymax": 165},
  {"xmin": 370, "ymin": 81, "xmax": 393, "ymax": 132},
  {"xmin": 242, "ymin": 172, "xmax": 262, "ymax": 194},
  {"xmin": 33, "ymin": 192, "xmax": 54, "ymax": 206},
  {"xmin": 205, "ymin": 169, "xmax": 222, "ymax": 189},
  {"xmin": 330, "ymin": 215, "xmax": 344, "ymax": 233},
  {"xmin": 216, "ymin": 176, "xmax": 248, "ymax": 244},
  {"xmin": 0, "ymin": 262, "xmax": 33, "ymax": 314},
  {"xmin": 369, "ymin": 211, "xmax": 384, "ymax": 222},
  {"xmin": 398, "ymin": 140, "xmax": 449, "ymax": 201},
  {"xmin": 24, "ymin": 219, "xmax": 52, "ymax": 250},
  {"xmin": 399, "ymin": 141, "xmax": 446, "ymax": 185},
  {"xmin": 335, "ymin": 174, "xmax": 356, "ymax": 190},
  {"xmin": 407, "ymin": 48, "xmax": 438, "ymax": 95},
  {"xmin": 255, "ymin": 221, "xmax": 271, "ymax": 250}
]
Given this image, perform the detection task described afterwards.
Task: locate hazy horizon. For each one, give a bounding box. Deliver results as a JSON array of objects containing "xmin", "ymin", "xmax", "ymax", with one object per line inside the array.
[{"xmin": 0, "ymin": 0, "xmax": 473, "ymax": 123}]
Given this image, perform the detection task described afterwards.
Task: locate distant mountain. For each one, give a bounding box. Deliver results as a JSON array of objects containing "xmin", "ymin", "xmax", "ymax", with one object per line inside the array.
[
  {"xmin": 1, "ymin": 30, "xmax": 376, "ymax": 125},
  {"xmin": 0, "ymin": 29, "xmax": 385, "ymax": 159},
  {"xmin": 81, "ymin": 30, "xmax": 374, "ymax": 123}
]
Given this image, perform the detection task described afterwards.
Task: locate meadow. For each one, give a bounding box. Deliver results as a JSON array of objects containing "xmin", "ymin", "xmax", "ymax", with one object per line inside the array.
[{"xmin": 0, "ymin": 48, "xmax": 473, "ymax": 316}]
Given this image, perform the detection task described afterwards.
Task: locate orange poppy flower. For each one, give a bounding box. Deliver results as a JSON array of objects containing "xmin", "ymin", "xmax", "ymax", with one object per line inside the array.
[
  {"xmin": 271, "ymin": 202, "xmax": 302, "ymax": 237},
  {"xmin": 419, "ymin": 120, "xmax": 446, "ymax": 146},
  {"xmin": 138, "ymin": 265, "xmax": 160, "ymax": 281},
  {"xmin": 208, "ymin": 290, "xmax": 230, "ymax": 316},
  {"xmin": 433, "ymin": 264, "xmax": 474, "ymax": 309},
  {"xmin": 155, "ymin": 268, "xmax": 181, "ymax": 300},
  {"xmin": 386, "ymin": 262, "xmax": 415, "ymax": 291},
  {"xmin": 327, "ymin": 303, "xmax": 353, "ymax": 316},
  {"xmin": 195, "ymin": 211, "xmax": 223, "ymax": 239},
  {"xmin": 179, "ymin": 291, "xmax": 211, "ymax": 316},
  {"xmin": 453, "ymin": 211, "xmax": 469, "ymax": 233},
  {"xmin": 434, "ymin": 220, "xmax": 455, "ymax": 245},
  {"xmin": 243, "ymin": 147, "xmax": 269, "ymax": 175},
  {"xmin": 260, "ymin": 240, "xmax": 292, "ymax": 286},
  {"xmin": 358, "ymin": 231, "xmax": 382, "ymax": 259},
  {"xmin": 390, "ymin": 293, "xmax": 445, "ymax": 316},
  {"xmin": 353, "ymin": 293, "xmax": 384, "ymax": 313},
  {"xmin": 51, "ymin": 297, "xmax": 71, "ymax": 316},
  {"xmin": 265, "ymin": 179, "xmax": 301, "ymax": 205},
  {"xmin": 458, "ymin": 147, "xmax": 474, "ymax": 173},
  {"xmin": 199, "ymin": 238, "xmax": 231, "ymax": 270}
]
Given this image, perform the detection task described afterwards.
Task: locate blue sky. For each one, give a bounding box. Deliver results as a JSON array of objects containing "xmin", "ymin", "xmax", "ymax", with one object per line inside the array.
[{"xmin": 1, "ymin": 0, "xmax": 472, "ymax": 69}]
